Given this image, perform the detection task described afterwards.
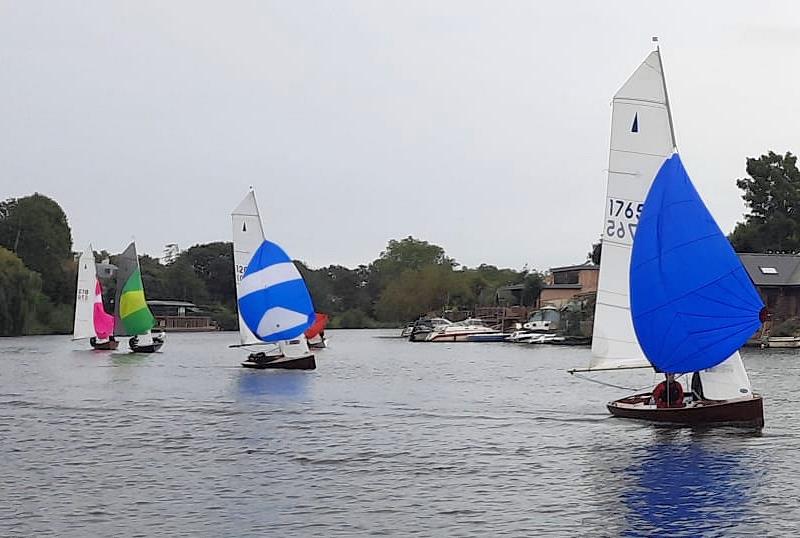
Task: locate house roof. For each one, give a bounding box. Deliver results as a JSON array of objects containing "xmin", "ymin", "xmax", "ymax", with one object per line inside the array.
[
  {"xmin": 147, "ymin": 300, "xmax": 197, "ymax": 307},
  {"xmin": 550, "ymin": 262, "xmax": 599, "ymax": 273},
  {"xmin": 738, "ymin": 253, "xmax": 800, "ymax": 286},
  {"xmin": 541, "ymin": 284, "xmax": 583, "ymax": 290}
]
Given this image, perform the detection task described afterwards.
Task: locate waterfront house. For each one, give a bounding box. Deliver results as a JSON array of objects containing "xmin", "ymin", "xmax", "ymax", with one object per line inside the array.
[
  {"xmin": 738, "ymin": 253, "xmax": 800, "ymax": 323},
  {"xmin": 538, "ymin": 262, "xmax": 599, "ymax": 308},
  {"xmin": 147, "ymin": 300, "xmax": 217, "ymax": 332}
]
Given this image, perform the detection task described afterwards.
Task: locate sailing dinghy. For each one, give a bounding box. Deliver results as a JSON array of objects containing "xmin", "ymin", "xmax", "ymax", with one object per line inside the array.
[
  {"xmin": 113, "ymin": 242, "xmax": 165, "ymax": 353},
  {"xmin": 232, "ymin": 190, "xmax": 317, "ymax": 369},
  {"xmin": 73, "ymin": 244, "xmax": 118, "ymax": 350},
  {"xmin": 570, "ymin": 43, "xmax": 765, "ymax": 428}
]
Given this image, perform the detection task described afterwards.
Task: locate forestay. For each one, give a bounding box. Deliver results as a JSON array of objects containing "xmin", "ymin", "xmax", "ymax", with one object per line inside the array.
[
  {"xmin": 629, "ymin": 154, "xmax": 764, "ymax": 374},
  {"xmin": 232, "ymin": 191, "xmax": 267, "ymax": 346},
  {"xmin": 588, "ymin": 50, "xmax": 674, "ymax": 371}
]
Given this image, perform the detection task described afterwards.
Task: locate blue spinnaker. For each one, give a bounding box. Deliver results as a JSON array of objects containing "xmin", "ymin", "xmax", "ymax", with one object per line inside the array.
[
  {"xmin": 630, "ymin": 154, "xmax": 764, "ymax": 373},
  {"xmin": 238, "ymin": 240, "xmax": 315, "ymax": 343}
]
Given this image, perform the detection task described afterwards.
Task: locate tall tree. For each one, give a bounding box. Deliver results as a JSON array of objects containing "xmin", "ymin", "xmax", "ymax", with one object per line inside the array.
[
  {"xmin": 180, "ymin": 242, "xmax": 235, "ymax": 307},
  {"xmin": 730, "ymin": 151, "xmax": 800, "ymax": 252},
  {"xmin": 0, "ymin": 247, "xmax": 42, "ymax": 336},
  {"xmin": 0, "ymin": 194, "xmax": 73, "ymax": 304}
]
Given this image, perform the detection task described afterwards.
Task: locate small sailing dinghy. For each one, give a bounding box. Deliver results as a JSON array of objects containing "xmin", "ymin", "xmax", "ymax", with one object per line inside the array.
[
  {"xmin": 73, "ymin": 244, "xmax": 118, "ymax": 350},
  {"xmin": 232, "ymin": 190, "xmax": 317, "ymax": 369},
  {"xmin": 113, "ymin": 242, "xmax": 165, "ymax": 353},
  {"xmin": 569, "ymin": 42, "xmax": 765, "ymax": 428},
  {"xmin": 305, "ymin": 312, "xmax": 329, "ymax": 349}
]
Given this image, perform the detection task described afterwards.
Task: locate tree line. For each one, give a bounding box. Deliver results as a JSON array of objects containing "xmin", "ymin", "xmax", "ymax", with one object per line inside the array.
[
  {"xmin": 0, "ymin": 194, "xmax": 545, "ymax": 335},
  {"xmin": 2, "ymin": 151, "xmax": 792, "ymax": 336}
]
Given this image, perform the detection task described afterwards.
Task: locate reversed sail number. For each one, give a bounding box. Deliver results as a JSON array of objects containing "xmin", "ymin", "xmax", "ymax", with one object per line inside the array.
[{"xmin": 606, "ymin": 198, "xmax": 643, "ymax": 240}]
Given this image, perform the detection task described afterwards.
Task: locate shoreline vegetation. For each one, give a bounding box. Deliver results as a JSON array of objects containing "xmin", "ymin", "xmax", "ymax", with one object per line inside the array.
[
  {"xmin": 0, "ymin": 152, "xmax": 791, "ymax": 337},
  {"xmin": 0, "ymin": 193, "xmax": 545, "ymax": 336}
]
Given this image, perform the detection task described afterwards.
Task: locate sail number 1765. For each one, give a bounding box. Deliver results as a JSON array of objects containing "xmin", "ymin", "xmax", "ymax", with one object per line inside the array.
[{"xmin": 606, "ymin": 198, "xmax": 643, "ymax": 240}]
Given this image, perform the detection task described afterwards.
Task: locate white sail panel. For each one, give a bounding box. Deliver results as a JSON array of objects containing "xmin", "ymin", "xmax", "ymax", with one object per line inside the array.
[
  {"xmin": 232, "ymin": 191, "xmax": 266, "ymax": 345},
  {"xmin": 72, "ymin": 245, "xmax": 96, "ymax": 340},
  {"xmin": 698, "ymin": 352, "xmax": 754, "ymax": 401},
  {"xmin": 278, "ymin": 335, "xmax": 311, "ymax": 358},
  {"xmin": 589, "ymin": 50, "xmax": 674, "ymax": 370}
]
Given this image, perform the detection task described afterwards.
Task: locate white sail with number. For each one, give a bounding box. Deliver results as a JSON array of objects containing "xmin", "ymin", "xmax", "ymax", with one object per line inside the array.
[
  {"xmin": 232, "ymin": 190, "xmax": 267, "ymax": 346},
  {"xmin": 589, "ymin": 50, "xmax": 674, "ymax": 370}
]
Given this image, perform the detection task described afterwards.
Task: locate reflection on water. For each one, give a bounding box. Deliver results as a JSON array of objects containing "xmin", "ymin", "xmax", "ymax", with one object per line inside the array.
[
  {"xmin": 621, "ymin": 429, "xmax": 759, "ymax": 537},
  {"xmin": 0, "ymin": 332, "xmax": 796, "ymax": 536},
  {"xmin": 236, "ymin": 370, "xmax": 311, "ymax": 400}
]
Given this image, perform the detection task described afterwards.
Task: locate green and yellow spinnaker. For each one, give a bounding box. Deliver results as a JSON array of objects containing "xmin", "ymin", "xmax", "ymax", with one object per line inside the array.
[{"xmin": 114, "ymin": 242, "xmax": 156, "ymax": 336}]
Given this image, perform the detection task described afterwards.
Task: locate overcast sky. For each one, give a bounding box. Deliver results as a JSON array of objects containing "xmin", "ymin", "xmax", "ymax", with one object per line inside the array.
[{"xmin": 2, "ymin": 1, "xmax": 799, "ymax": 271}]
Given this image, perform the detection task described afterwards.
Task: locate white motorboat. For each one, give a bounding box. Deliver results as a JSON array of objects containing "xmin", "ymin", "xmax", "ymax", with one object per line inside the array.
[{"xmin": 425, "ymin": 318, "xmax": 501, "ymax": 342}]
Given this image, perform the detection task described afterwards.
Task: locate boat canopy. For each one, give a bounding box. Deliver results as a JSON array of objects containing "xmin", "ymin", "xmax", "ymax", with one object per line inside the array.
[{"xmin": 629, "ymin": 154, "xmax": 764, "ymax": 374}]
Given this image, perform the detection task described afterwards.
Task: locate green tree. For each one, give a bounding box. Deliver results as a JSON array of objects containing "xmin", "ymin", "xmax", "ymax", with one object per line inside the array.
[
  {"xmin": 180, "ymin": 242, "xmax": 235, "ymax": 307},
  {"xmin": 0, "ymin": 194, "xmax": 73, "ymax": 304},
  {"xmin": 0, "ymin": 247, "xmax": 42, "ymax": 336},
  {"xmin": 731, "ymin": 151, "xmax": 800, "ymax": 252}
]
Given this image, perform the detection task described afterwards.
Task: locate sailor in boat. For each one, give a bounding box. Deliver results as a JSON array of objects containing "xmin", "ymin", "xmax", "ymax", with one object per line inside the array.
[{"xmin": 651, "ymin": 374, "xmax": 685, "ymax": 408}]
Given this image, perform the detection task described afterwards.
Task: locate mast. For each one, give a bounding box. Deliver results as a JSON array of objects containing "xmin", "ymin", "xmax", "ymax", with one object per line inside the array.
[{"xmin": 654, "ymin": 37, "xmax": 678, "ymax": 151}]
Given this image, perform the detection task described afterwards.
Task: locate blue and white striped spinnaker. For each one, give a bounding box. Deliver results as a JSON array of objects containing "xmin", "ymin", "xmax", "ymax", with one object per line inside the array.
[{"xmin": 238, "ymin": 240, "xmax": 315, "ymax": 343}]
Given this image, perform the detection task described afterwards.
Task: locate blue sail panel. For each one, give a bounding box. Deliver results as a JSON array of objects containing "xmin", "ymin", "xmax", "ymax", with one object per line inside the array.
[
  {"xmin": 238, "ymin": 240, "xmax": 315, "ymax": 343},
  {"xmin": 629, "ymin": 154, "xmax": 764, "ymax": 373}
]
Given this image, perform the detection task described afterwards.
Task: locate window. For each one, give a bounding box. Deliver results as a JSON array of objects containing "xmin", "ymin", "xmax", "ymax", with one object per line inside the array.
[
  {"xmin": 553, "ymin": 270, "xmax": 579, "ymax": 285},
  {"xmin": 759, "ymin": 267, "xmax": 778, "ymax": 275}
]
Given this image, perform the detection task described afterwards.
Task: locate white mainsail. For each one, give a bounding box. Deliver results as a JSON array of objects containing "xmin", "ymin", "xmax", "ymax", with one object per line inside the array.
[
  {"xmin": 72, "ymin": 244, "xmax": 96, "ymax": 340},
  {"xmin": 232, "ymin": 190, "xmax": 268, "ymax": 346},
  {"xmin": 588, "ymin": 50, "xmax": 674, "ymax": 371},
  {"xmin": 581, "ymin": 48, "xmax": 756, "ymax": 400}
]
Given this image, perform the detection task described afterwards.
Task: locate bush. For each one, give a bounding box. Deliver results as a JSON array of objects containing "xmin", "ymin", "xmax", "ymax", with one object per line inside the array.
[{"xmin": 771, "ymin": 317, "xmax": 800, "ymax": 337}]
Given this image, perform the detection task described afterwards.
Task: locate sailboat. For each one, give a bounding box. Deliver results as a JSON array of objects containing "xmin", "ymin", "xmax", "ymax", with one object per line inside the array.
[
  {"xmin": 73, "ymin": 244, "xmax": 118, "ymax": 350},
  {"xmin": 305, "ymin": 312, "xmax": 329, "ymax": 349},
  {"xmin": 569, "ymin": 42, "xmax": 765, "ymax": 428},
  {"xmin": 231, "ymin": 190, "xmax": 317, "ymax": 369},
  {"xmin": 113, "ymin": 241, "xmax": 165, "ymax": 353}
]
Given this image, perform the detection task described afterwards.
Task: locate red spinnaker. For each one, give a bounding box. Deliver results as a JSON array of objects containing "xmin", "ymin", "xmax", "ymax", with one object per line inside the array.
[{"xmin": 304, "ymin": 313, "xmax": 329, "ymax": 339}]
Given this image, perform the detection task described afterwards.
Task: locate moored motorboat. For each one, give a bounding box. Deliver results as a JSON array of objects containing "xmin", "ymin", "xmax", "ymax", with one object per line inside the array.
[
  {"xmin": 425, "ymin": 318, "xmax": 501, "ymax": 342},
  {"xmin": 408, "ymin": 317, "xmax": 452, "ymax": 342}
]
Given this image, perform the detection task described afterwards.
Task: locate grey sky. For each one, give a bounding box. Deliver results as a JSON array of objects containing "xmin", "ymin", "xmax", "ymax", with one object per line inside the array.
[{"xmin": 2, "ymin": 1, "xmax": 799, "ymax": 271}]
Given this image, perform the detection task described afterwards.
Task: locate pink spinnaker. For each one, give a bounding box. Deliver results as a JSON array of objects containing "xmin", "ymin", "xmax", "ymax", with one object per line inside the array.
[{"xmin": 94, "ymin": 280, "xmax": 115, "ymax": 339}]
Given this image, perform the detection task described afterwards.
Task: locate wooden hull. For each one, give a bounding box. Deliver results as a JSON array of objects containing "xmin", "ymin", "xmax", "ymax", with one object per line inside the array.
[
  {"xmin": 241, "ymin": 354, "xmax": 316, "ymax": 370},
  {"xmin": 129, "ymin": 337, "xmax": 165, "ymax": 353},
  {"xmin": 607, "ymin": 392, "xmax": 764, "ymax": 429},
  {"xmin": 90, "ymin": 337, "xmax": 119, "ymax": 351}
]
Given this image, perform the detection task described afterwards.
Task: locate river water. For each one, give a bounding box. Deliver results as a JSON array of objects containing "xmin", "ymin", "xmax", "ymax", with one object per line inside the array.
[{"xmin": 1, "ymin": 330, "xmax": 799, "ymax": 537}]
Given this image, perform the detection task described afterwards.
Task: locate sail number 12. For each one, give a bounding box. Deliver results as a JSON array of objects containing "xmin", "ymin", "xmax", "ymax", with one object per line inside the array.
[{"xmin": 605, "ymin": 198, "xmax": 643, "ymax": 241}]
